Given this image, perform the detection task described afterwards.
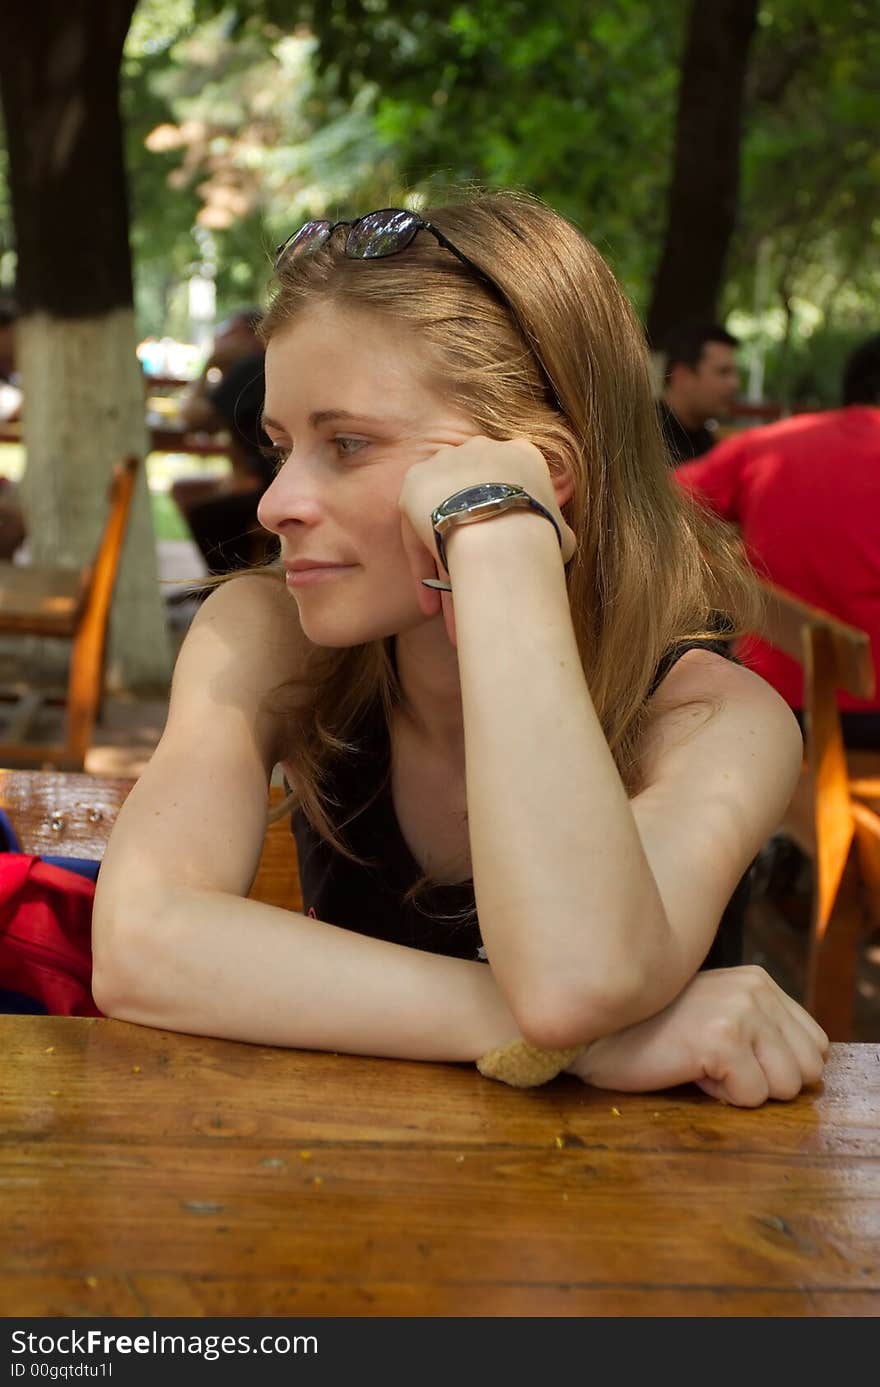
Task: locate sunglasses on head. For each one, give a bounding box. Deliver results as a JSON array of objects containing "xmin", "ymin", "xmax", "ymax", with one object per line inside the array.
[{"xmin": 273, "ymin": 206, "xmax": 559, "ymax": 405}]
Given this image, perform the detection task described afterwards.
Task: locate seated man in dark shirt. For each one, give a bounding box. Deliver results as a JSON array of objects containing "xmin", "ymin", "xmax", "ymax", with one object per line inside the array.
[
  {"xmin": 657, "ymin": 321, "xmax": 740, "ymax": 464},
  {"xmin": 175, "ymin": 310, "xmax": 276, "ymax": 574}
]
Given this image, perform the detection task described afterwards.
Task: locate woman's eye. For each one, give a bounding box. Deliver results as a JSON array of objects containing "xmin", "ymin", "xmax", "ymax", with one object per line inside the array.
[
  {"xmin": 333, "ymin": 436, "xmax": 367, "ymax": 458},
  {"xmin": 259, "ymin": 444, "xmax": 290, "ymax": 473}
]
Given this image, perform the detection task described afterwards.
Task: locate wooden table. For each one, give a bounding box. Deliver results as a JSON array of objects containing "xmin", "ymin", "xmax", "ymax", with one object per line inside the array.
[{"xmin": 2, "ymin": 1018, "xmax": 878, "ymax": 1317}]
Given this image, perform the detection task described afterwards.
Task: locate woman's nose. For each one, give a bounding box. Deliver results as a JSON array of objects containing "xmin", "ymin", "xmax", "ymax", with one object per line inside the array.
[{"xmin": 257, "ymin": 459, "xmax": 322, "ymax": 535}]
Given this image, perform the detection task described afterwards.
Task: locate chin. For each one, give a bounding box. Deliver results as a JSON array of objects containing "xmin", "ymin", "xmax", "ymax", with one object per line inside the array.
[{"xmin": 293, "ymin": 595, "xmax": 423, "ymax": 648}]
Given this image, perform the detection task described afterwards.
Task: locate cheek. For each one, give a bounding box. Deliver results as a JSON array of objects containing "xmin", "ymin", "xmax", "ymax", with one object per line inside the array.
[
  {"xmin": 353, "ymin": 508, "xmax": 406, "ymax": 572},
  {"xmin": 354, "ymin": 471, "xmax": 410, "ymax": 555}
]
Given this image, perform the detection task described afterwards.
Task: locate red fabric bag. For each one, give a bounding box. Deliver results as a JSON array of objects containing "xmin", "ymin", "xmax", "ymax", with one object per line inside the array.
[{"xmin": 0, "ymin": 854, "xmax": 102, "ymax": 1016}]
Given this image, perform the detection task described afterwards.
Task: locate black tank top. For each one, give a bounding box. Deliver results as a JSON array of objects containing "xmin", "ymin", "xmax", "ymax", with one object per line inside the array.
[{"xmin": 291, "ymin": 639, "xmax": 750, "ymax": 969}]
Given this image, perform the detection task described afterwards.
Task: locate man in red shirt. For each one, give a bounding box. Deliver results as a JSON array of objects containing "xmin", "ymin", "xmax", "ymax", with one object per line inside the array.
[{"xmin": 675, "ymin": 335, "xmax": 880, "ymax": 748}]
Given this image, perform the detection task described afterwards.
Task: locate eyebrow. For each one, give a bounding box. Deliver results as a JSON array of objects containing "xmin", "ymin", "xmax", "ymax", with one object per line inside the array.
[{"xmin": 261, "ymin": 408, "xmax": 399, "ymax": 433}]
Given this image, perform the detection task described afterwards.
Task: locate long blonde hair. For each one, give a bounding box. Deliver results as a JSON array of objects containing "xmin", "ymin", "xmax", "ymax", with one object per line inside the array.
[{"xmin": 259, "ymin": 189, "xmax": 760, "ymax": 853}]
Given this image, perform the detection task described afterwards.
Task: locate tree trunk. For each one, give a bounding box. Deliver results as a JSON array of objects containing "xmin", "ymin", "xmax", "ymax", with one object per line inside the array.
[
  {"xmin": 0, "ymin": 0, "xmax": 171, "ymax": 689},
  {"xmin": 646, "ymin": 0, "xmax": 759, "ymax": 346}
]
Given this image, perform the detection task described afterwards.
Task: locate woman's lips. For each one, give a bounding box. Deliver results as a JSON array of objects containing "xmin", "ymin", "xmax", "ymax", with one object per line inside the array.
[{"xmin": 284, "ymin": 564, "xmax": 356, "ymax": 588}]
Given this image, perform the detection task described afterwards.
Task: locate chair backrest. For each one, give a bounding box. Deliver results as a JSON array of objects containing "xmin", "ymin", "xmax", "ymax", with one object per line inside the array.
[
  {"xmin": 754, "ymin": 579, "xmax": 879, "ymax": 1035},
  {"xmin": 0, "ymin": 457, "xmax": 141, "ymax": 770},
  {"xmin": 0, "ymin": 768, "xmax": 301, "ymax": 912},
  {"xmin": 757, "ymin": 580, "xmax": 875, "ymax": 702},
  {"xmin": 65, "ymin": 456, "xmax": 140, "ymax": 766},
  {"xmin": 757, "ymin": 579, "xmax": 875, "ymax": 900}
]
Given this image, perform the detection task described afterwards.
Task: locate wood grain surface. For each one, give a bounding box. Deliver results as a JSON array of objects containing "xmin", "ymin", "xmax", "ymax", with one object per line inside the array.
[{"xmin": 2, "ymin": 1017, "xmax": 878, "ymax": 1317}]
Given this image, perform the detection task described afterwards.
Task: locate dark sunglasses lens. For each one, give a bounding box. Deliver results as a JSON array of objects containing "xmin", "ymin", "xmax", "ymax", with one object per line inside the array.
[
  {"xmin": 346, "ymin": 209, "xmax": 420, "ymax": 259},
  {"xmin": 275, "ymin": 221, "xmax": 332, "ymax": 265}
]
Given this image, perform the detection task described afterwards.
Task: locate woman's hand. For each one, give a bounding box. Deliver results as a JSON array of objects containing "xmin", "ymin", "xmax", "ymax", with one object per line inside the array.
[
  {"xmin": 568, "ymin": 966, "xmax": 829, "ymax": 1107},
  {"xmin": 397, "ymin": 435, "xmax": 575, "ymax": 645}
]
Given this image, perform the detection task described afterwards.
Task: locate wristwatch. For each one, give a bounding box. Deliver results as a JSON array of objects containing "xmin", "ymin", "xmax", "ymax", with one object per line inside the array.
[{"xmin": 430, "ymin": 482, "xmax": 563, "ymax": 572}]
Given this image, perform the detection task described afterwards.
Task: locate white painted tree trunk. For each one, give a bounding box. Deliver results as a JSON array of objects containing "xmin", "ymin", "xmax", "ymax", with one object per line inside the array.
[{"xmin": 17, "ymin": 308, "xmax": 172, "ymax": 690}]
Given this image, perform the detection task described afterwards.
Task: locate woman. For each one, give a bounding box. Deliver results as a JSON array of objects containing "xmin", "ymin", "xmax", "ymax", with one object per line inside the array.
[{"xmin": 93, "ymin": 194, "xmax": 827, "ymax": 1103}]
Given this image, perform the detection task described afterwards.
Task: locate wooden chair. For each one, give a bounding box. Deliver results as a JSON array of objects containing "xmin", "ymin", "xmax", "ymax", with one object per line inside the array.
[
  {"xmin": 0, "ymin": 456, "xmax": 139, "ymax": 771},
  {"xmin": 0, "ymin": 768, "xmax": 301, "ymax": 912},
  {"xmin": 755, "ymin": 579, "xmax": 880, "ymax": 1037}
]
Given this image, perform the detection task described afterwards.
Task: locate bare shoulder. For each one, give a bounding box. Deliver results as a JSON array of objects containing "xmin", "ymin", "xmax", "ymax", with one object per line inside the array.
[
  {"xmin": 637, "ymin": 647, "xmax": 803, "ymax": 805},
  {"xmin": 168, "ymin": 570, "xmax": 311, "ymax": 767},
  {"xmin": 176, "ymin": 572, "xmax": 307, "ymax": 695},
  {"xmin": 184, "ymin": 570, "xmax": 306, "ymax": 669}
]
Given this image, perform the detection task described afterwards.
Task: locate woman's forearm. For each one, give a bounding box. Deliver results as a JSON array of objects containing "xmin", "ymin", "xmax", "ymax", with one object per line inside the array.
[
  {"xmin": 447, "ymin": 513, "xmax": 675, "ymax": 1044},
  {"xmin": 93, "ymin": 886, "xmax": 522, "ymax": 1060}
]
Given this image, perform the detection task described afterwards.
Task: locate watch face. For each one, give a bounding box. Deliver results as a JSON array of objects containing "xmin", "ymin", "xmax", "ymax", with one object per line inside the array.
[{"xmin": 437, "ymin": 482, "xmax": 522, "ymax": 520}]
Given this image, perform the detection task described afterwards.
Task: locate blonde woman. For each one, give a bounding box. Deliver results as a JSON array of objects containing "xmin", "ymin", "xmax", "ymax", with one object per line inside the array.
[{"xmin": 93, "ymin": 195, "xmax": 827, "ymax": 1103}]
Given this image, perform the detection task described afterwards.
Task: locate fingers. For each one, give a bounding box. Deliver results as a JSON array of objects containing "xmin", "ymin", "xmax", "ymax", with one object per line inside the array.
[
  {"xmin": 442, "ymin": 588, "xmax": 458, "ymax": 650},
  {"xmin": 702, "ymin": 1033, "xmax": 771, "ymax": 1107},
  {"xmin": 559, "ymin": 519, "xmax": 578, "ymax": 565},
  {"xmin": 777, "ymin": 993, "xmax": 830, "ymax": 1058},
  {"xmin": 700, "ymin": 992, "xmax": 827, "ymax": 1108},
  {"xmin": 752, "ymin": 992, "xmax": 827, "ymax": 1091},
  {"xmin": 399, "ymin": 511, "xmax": 443, "ymax": 618},
  {"xmin": 695, "ymin": 1076, "xmax": 730, "ymax": 1103},
  {"xmin": 747, "ymin": 965, "xmax": 830, "ymax": 1055},
  {"xmin": 398, "ymin": 510, "xmax": 457, "ymax": 645},
  {"xmin": 772, "ymin": 1011, "xmax": 827, "ymax": 1089},
  {"xmin": 743, "ymin": 967, "xmax": 828, "ymax": 1088},
  {"xmin": 751, "ymin": 1026, "xmax": 807, "ymax": 1101},
  {"xmin": 701, "ymin": 1029, "xmax": 822, "ymax": 1108}
]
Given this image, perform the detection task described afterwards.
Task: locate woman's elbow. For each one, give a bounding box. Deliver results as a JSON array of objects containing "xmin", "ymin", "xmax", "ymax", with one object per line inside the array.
[
  {"xmin": 91, "ymin": 949, "xmax": 139, "ymax": 1020},
  {"xmin": 91, "ymin": 942, "xmax": 146, "ymax": 1019},
  {"xmin": 91, "ymin": 900, "xmax": 161, "ymax": 1020},
  {"xmin": 91, "ymin": 968, "xmax": 134, "ymax": 1021},
  {"xmin": 510, "ymin": 965, "xmax": 646, "ymax": 1051}
]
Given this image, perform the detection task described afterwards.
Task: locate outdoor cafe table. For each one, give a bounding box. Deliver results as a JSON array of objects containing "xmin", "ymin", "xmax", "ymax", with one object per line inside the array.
[{"xmin": 2, "ymin": 1017, "xmax": 878, "ymax": 1317}]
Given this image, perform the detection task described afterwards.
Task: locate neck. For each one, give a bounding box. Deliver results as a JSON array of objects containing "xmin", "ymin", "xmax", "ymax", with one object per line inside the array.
[
  {"xmin": 663, "ymin": 386, "xmax": 704, "ymax": 432},
  {"xmin": 393, "ymin": 618, "xmax": 464, "ymax": 755}
]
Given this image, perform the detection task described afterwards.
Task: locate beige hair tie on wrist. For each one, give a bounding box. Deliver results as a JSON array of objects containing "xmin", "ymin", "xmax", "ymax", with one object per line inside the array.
[{"xmin": 476, "ymin": 1038, "xmax": 583, "ymax": 1088}]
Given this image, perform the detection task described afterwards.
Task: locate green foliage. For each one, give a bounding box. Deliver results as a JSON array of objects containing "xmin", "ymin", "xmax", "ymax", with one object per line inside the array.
[
  {"xmin": 171, "ymin": 0, "xmax": 689, "ymax": 310},
  {"xmin": 720, "ymin": 0, "xmax": 880, "ymax": 402},
  {"xmin": 126, "ymin": 1, "xmax": 400, "ymax": 331},
  {"xmin": 761, "ymin": 326, "xmax": 871, "ymax": 410},
  {"xmin": 254, "ymin": 1, "xmax": 686, "ymax": 307},
  {"xmin": 125, "ymin": 1, "xmax": 207, "ymax": 333},
  {"xmin": 125, "ymin": 0, "xmax": 877, "ymax": 384},
  {"xmin": 729, "ymin": 0, "xmax": 880, "ymax": 319}
]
